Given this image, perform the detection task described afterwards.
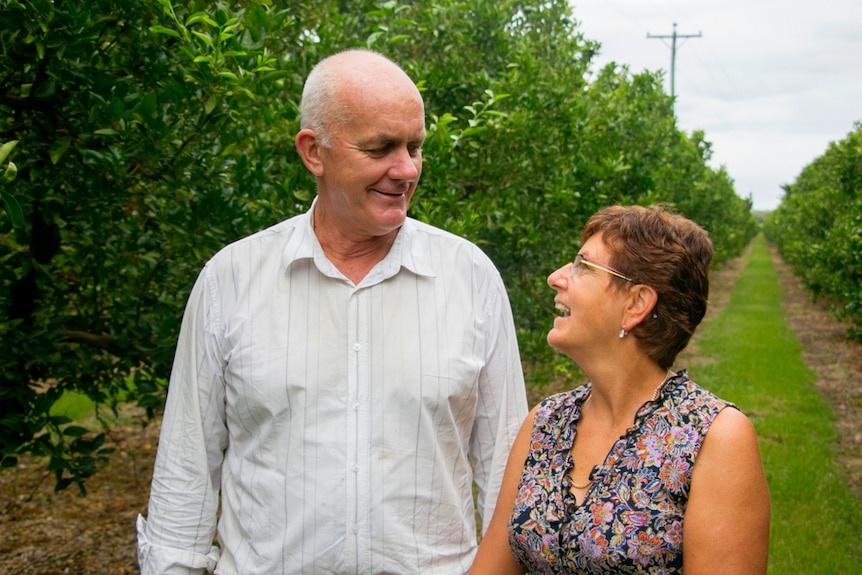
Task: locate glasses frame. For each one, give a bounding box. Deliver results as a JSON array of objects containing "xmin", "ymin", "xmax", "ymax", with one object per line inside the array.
[{"xmin": 571, "ymin": 253, "xmax": 634, "ymax": 283}]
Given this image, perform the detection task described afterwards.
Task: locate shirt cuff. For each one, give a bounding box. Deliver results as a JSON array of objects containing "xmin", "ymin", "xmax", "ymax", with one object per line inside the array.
[{"xmin": 136, "ymin": 514, "xmax": 220, "ymax": 575}]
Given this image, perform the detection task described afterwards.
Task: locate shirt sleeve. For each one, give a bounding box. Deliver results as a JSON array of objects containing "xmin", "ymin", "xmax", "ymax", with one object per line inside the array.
[
  {"xmin": 137, "ymin": 264, "xmax": 227, "ymax": 574},
  {"xmin": 469, "ymin": 266, "xmax": 529, "ymax": 533}
]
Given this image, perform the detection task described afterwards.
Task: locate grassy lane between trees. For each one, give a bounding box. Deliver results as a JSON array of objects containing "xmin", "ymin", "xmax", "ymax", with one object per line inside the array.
[{"xmin": 691, "ymin": 234, "xmax": 862, "ymax": 573}]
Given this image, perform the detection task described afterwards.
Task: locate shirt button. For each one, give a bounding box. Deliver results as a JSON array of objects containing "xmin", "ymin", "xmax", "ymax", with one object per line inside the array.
[
  {"xmin": 353, "ymin": 402, "xmax": 360, "ymax": 411},
  {"xmin": 352, "ymin": 462, "xmax": 359, "ymax": 472},
  {"xmin": 353, "ymin": 343, "xmax": 361, "ymax": 351}
]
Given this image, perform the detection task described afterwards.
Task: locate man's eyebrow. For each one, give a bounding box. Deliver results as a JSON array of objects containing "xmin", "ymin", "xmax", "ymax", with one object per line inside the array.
[
  {"xmin": 357, "ymin": 134, "xmax": 424, "ymax": 149},
  {"xmin": 356, "ymin": 130, "xmax": 428, "ymax": 150},
  {"xmin": 357, "ymin": 136, "xmax": 397, "ymax": 148}
]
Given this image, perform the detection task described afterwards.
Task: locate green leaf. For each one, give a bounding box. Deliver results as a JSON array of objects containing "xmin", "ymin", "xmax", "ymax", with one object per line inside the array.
[
  {"xmin": 2, "ymin": 160, "xmax": 17, "ymax": 183},
  {"xmin": 203, "ymin": 96, "xmax": 217, "ymax": 115},
  {"xmin": 62, "ymin": 425, "xmax": 90, "ymax": 437},
  {"xmin": 0, "ymin": 139, "xmax": 18, "ymax": 164},
  {"xmin": 155, "ymin": 0, "xmax": 175, "ymax": 14},
  {"xmin": 260, "ymin": 70, "xmax": 291, "ymax": 82},
  {"xmin": 49, "ymin": 135, "xmax": 71, "ymax": 164},
  {"xmin": 54, "ymin": 477, "xmax": 74, "ymax": 492},
  {"xmin": 365, "ymin": 31, "xmax": 384, "ymax": 47},
  {"xmin": 293, "ymin": 187, "xmax": 313, "ymax": 202},
  {"xmin": 1, "ymin": 190, "xmax": 24, "ymax": 227},
  {"xmin": 149, "ymin": 25, "xmax": 181, "ymax": 39},
  {"xmin": 185, "ymin": 12, "xmax": 219, "ymax": 27},
  {"xmin": 192, "ymin": 30, "xmax": 214, "ymax": 49}
]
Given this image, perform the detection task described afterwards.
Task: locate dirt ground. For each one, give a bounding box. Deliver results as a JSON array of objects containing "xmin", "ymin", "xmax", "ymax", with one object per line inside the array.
[
  {"xmin": 1, "ymin": 243, "xmax": 860, "ymax": 574},
  {"xmin": 770, "ymin": 245, "xmax": 862, "ymax": 501}
]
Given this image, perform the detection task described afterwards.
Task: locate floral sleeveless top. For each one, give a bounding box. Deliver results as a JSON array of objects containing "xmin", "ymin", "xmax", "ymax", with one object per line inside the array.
[{"xmin": 507, "ymin": 370, "xmax": 732, "ymax": 574}]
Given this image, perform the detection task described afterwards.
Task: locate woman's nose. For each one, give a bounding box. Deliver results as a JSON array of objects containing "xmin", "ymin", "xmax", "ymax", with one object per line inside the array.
[{"xmin": 547, "ymin": 264, "xmax": 569, "ymax": 288}]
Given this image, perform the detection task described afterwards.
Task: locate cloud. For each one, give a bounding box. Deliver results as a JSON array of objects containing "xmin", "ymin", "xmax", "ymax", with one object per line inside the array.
[{"xmin": 571, "ymin": 0, "xmax": 862, "ymax": 210}]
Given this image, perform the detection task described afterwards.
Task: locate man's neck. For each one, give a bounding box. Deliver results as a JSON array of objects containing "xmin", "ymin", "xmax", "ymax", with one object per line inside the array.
[{"xmin": 313, "ymin": 214, "xmax": 400, "ymax": 284}]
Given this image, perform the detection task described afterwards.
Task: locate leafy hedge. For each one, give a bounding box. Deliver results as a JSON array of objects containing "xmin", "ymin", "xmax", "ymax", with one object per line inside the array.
[
  {"xmin": 764, "ymin": 122, "xmax": 862, "ymax": 342},
  {"xmin": 0, "ymin": 0, "xmax": 757, "ymax": 489}
]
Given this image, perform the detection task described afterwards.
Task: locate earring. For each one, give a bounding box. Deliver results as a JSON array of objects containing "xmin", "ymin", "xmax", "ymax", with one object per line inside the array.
[{"xmin": 619, "ymin": 328, "xmax": 627, "ymax": 339}]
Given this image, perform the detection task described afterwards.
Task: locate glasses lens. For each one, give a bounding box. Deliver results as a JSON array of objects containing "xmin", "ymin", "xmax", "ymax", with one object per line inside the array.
[{"xmin": 571, "ymin": 254, "xmax": 582, "ymax": 276}]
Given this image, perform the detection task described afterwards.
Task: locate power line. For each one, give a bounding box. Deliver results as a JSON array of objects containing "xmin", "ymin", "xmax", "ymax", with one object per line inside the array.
[{"xmin": 647, "ymin": 22, "xmax": 702, "ymax": 100}]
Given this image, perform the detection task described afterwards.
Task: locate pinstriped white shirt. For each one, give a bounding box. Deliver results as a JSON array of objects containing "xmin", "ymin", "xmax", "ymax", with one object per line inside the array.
[{"xmin": 137, "ymin": 204, "xmax": 528, "ymax": 574}]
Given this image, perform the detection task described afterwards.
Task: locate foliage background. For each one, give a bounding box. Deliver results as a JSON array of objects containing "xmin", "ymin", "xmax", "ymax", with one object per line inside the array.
[
  {"xmin": 0, "ymin": 0, "xmax": 757, "ymax": 489},
  {"xmin": 764, "ymin": 122, "xmax": 862, "ymax": 342}
]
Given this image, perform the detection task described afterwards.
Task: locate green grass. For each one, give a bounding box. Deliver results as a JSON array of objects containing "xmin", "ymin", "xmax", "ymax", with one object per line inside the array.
[{"xmin": 690, "ymin": 234, "xmax": 862, "ymax": 573}]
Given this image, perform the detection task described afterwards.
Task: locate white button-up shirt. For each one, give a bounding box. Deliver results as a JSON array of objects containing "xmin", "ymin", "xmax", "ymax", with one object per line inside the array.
[{"xmin": 137, "ymin": 204, "xmax": 528, "ymax": 574}]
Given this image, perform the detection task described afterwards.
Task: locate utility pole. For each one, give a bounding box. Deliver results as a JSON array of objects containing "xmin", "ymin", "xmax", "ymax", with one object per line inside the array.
[{"xmin": 647, "ymin": 22, "xmax": 701, "ymax": 99}]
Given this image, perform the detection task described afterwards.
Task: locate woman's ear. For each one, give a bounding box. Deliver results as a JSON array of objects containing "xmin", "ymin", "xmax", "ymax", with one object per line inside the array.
[
  {"xmin": 295, "ymin": 128, "xmax": 325, "ymax": 176},
  {"xmin": 624, "ymin": 284, "xmax": 659, "ymax": 328}
]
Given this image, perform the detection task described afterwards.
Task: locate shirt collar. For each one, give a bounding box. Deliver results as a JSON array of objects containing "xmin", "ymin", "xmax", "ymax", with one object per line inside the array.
[{"xmin": 282, "ymin": 197, "xmax": 436, "ymax": 283}]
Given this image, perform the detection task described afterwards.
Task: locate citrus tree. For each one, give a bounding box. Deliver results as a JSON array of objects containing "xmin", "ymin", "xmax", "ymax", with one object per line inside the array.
[{"xmin": 765, "ymin": 122, "xmax": 862, "ymax": 341}]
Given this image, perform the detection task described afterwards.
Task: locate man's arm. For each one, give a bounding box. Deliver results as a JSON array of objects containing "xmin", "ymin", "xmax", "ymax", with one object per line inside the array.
[
  {"xmin": 469, "ymin": 270, "xmax": 528, "ymax": 532},
  {"xmin": 137, "ymin": 267, "xmax": 228, "ymax": 574}
]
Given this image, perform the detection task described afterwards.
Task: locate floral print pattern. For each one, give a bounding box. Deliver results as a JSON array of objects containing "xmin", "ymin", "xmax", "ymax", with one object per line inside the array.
[{"xmin": 508, "ymin": 371, "xmax": 732, "ymax": 574}]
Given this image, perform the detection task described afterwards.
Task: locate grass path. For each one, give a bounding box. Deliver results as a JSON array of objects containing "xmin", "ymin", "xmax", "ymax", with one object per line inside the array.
[{"xmin": 691, "ymin": 234, "xmax": 862, "ymax": 573}]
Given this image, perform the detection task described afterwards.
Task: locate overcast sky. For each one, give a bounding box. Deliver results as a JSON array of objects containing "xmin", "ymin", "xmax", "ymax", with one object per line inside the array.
[{"xmin": 570, "ymin": 0, "xmax": 862, "ymax": 211}]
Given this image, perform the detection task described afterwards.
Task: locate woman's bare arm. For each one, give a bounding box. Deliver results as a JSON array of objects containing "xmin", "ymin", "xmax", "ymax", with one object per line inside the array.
[
  {"xmin": 469, "ymin": 405, "xmax": 540, "ymax": 575},
  {"xmin": 683, "ymin": 407, "xmax": 771, "ymax": 574}
]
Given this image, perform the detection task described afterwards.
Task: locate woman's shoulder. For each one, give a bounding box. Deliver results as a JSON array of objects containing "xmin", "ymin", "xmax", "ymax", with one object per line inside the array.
[
  {"xmin": 532, "ymin": 386, "xmax": 590, "ymax": 428},
  {"xmin": 668, "ymin": 370, "xmax": 736, "ymax": 415},
  {"xmin": 537, "ymin": 386, "xmax": 589, "ymax": 410}
]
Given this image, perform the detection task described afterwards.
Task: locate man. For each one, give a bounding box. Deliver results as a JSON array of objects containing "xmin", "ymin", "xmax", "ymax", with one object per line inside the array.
[{"xmin": 136, "ymin": 48, "xmax": 528, "ymax": 574}]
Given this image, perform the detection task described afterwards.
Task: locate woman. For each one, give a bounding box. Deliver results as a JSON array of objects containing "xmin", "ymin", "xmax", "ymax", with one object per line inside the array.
[{"xmin": 471, "ymin": 205, "xmax": 770, "ymax": 574}]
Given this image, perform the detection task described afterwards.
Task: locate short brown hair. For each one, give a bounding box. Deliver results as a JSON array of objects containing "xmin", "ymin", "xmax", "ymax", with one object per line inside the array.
[{"xmin": 582, "ymin": 205, "xmax": 714, "ymax": 369}]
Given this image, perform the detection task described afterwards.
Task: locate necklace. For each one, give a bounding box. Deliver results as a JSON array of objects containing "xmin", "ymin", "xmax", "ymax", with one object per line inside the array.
[
  {"xmin": 571, "ymin": 370, "xmax": 674, "ymax": 491},
  {"xmin": 570, "ymin": 464, "xmax": 592, "ymax": 490}
]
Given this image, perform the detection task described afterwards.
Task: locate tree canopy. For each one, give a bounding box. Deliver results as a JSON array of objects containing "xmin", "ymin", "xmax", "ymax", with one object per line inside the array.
[
  {"xmin": 0, "ymin": 0, "xmax": 757, "ymax": 490},
  {"xmin": 764, "ymin": 122, "xmax": 862, "ymax": 342}
]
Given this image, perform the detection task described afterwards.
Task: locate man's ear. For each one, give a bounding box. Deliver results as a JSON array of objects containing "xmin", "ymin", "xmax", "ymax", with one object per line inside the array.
[
  {"xmin": 624, "ymin": 284, "xmax": 659, "ymax": 329},
  {"xmin": 295, "ymin": 128, "xmax": 325, "ymax": 177}
]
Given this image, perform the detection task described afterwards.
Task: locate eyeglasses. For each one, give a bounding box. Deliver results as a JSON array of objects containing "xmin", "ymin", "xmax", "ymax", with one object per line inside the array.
[{"xmin": 571, "ymin": 253, "xmax": 633, "ymax": 282}]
